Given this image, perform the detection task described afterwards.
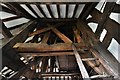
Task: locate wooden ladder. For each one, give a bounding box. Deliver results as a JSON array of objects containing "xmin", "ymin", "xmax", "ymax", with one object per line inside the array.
[{"xmin": 72, "ymin": 44, "xmax": 113, "ymax": 80}]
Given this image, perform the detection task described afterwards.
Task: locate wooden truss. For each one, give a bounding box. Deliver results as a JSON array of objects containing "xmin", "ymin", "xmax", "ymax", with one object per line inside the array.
[{"xmin": 0, "ymin": 1, "xmax": 120, "ymax": 80}]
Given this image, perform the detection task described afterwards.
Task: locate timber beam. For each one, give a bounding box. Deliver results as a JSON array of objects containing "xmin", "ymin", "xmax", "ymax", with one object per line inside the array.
[
  {"xmin": 0, "ymin": 20, "xmax": 13, "ymax": 38},
  {"xmin": 95, "ymin": 2, "xmax": 116, "ymax": 38},
  {"xmin": 72, "ymin": 44, "xmax": 90, "ymax": 80},
  {"xmin": 13, "ymin": 43, "xmax": 88, "ymax": 53},
  {"xmin": 112, "ymin": 4, "xmax": 120, "ymax": 13},
  {"xmin": 80, "ymin": 2, "xmax": 98, "ymax": 20},
  {"xmin": 76, "ymin": 20, "xmax": 120, "ymax": 78},
  {"xmin": 88, "ymin": 9, "xmax": 120, "ymax": 44},
  {"xmin": 9, "ymin": 57, "xmax": 43, "ymax": 79},
  {"xmin": 7, "ymin": 2, "xmax": 35, "ymax": 19},
  {"xmin": 1, "ymin": 20, "xmax": 36, "ymax": 71}
]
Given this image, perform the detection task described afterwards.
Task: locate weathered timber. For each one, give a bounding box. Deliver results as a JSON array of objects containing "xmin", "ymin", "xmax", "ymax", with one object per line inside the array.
[
  {"xmin": 89, "ymin": 9, "xmax": 120, "ymax": 44},
  {"xmin": 1, "ymin": 20, "xmax": 36, "ymax": 71},
  {"xmin": 50, "ymin": 56, "xmax": 55, "ymax": 72},
  {"xmin": 7, "ymin": 2, "xmax": 35, "ymax": 19},
  {"xmin": 95, "ymin": 2, "xmax": 116, "ymax": 37},
  {"xmin": 0, "ymin": 5, "xmax": 16, "ymax": 15},
  {"xmin": 112, "ymin": 4, "xmax": 120, "ymax": 13},
  {"xmin": 0, "ymin": 21, "xmax": 13, "ymax": 38},
  {"xmin": 73, "ymin": 26, "xmax": 82, "ymax": 43},
  {"xmin": 102, "ymin": 32, "xmax": 112, "ymax": 49},
  {"xmin": 90, "ymin": 49, "xmax": 117, "ymax": 76},
  {"xmin": 19, "ymin": 52, "xmax": 74, "ymax": 57},
  {"xmin": 2, "ymin": 54, "xmax": 19, "ymax": 71},
  {"xmin": 3, "ymin": 3, "xmax": 17, "ymax": 13},
  {"xmin": 2, "ymin": 20, "xmax": 36, "ymax": 47},
  {"xmin": 41, "ymin": 31, "xmax": 51, "ymax": 43},
  {"xmin": 13, "ymin": 43, "xmax": 87, "ymax": 53},
  {"xmin": 51, "ymin": 27, "xmax": 72, "ymax": 43},
  {"xmin": 41, "ymin": 57, "xmax": 49, "ymax": 72},
  {"xmin": 9, "ymin": 57, "xmax": 43, "ymax": 79},
  {"xmin": 22, "ymin": 69, "xmax": 35, "ymax": 79},
  {"xmin": 72, "ymin": 44, "xmax": 90, "ymax": 80},
  {"xmin": 76, "ymin": 20, "xmax": 120, "ymax": 78},
  {"xmin": 80, "ymin": 2, "xmax": 98, "ymax": 20},
  {"xmin": 66, "ymin": 4, "xmax": 69, "ymax": 18},
  {"xmin": 82, "ymin": 58, "xmax": 98, "ymax": 61},
  {"xmin": 57, "ymin": 4, "xmax": 60, "ymax": 18},
  {"xmin": 29, "ymin": 22, "xmax": 64, "ymax": 37},
  {"xmin": 80, "ymin": 52, "xmax": 105, "ymax": 75}
]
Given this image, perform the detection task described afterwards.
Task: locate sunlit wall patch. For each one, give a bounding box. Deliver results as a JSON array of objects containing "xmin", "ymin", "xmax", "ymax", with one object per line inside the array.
[
  {"xmin": 88, "ymin": 23, "xmax": 98, "ymax": 33},
  {"xmin": 99, "ymin": 29, "xmax": 107, "ymax": 42},
  {"xmin": 110, "ymin": 13, "xmax": 120, "ymax": 24},
  {"xmin": 108, "ymin": 38, "xmax": 120, "ymax": 63}
]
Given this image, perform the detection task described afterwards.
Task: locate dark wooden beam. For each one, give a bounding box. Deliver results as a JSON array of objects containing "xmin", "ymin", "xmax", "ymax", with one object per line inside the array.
[
  {"xmin": 0, "ymin": 20, "xmax": 13, "ymax": 38},
  {"xmin": 112, "ymin": 4, "xmax": 120, "ymax": 13},
  {"xmin": 9, "ymin": 57, "xmax": 43, "ymax": 79},
  {"xmin": 72, "ymin": 44, "xmax": 90, "ymax": 80},
  {"xmin": 19, "ymin": 52, "xmax": 74, "ymax": 56},
  {"xmin": 29, "ymin": 22, "xmax": 64, "ymax": 37},
  {"xmin": 41, "ymin": 57, "xmax": 49, "ymax": 72},
  {"xmin": 50, "ymin": 56, "xmax": 55, "ymax": 72},
  {"xmin": 57, "ymin": 4, "xmax": 60, "ymax": 18},
  {"xmin": 13, "ymin": 43, "xmax": 87, "ymax": 53},
  {"xmin": 0, "ymin": 5, "xmax": 16, "ymax": 15},
  {"xmin": 1, "ymin": 20, "xmax": 36, "ymax": 71},
  {"xmin": 72, "ymin": 4, "xmax": 79, "ymax": 18},
  {"xmin": 46, "ymin": 4, "xmax": 54, "ymax": 18},
  {"xmin": 37, "ymin": 18, "xmax": 77, "ymax": 22},
  {"xmin": 26, "ymin": 4, "xmax": 40, "ymax": 18},
  {"xmin": 76, "ymin": 20, "xmax": 120, "ymax": 78},
  {"xmin": 73, "ymin": 26, "xmax": 82, "ymax": 43},
  {"xmin": 89, "ymin": 9, "xmax": 120, "ymax": 44},
  {"xmin": 80, "ymin": 2, "xmax": 98, "ymax": 20},
  {"xmin": 66, "ymin": 4, "xmax": 69, "ymax": 18},
  {"xmin": 8, "ymin": 2, "xmax": 35, "ymax": 19},
  {"xmin": 95, "ymin": 2, "xmax": 116, "ymax": 38},
  {"xmin": 36, "ymin": 4, "xmax": 47, "ymax": 18},
  {"xmin": 90, "ymin": 48, "xmax": 118, "ymax": 76},
  {"xmin": 2, "ymin": 54, "xmax": 20, "ymax": 71},
  {"xmin": 51, "ymin": 27, "xmax": 72, "ymax": 43},
  {"xmin": 29, "ymin": 27, "xmax": 52, "ymax": 37},
  {"xmin": 2, "ymin": 20, "xmax": 36, "ymax": 47},
  {"xmin": 2, "ymin": 16, "xmax": 22, "ymax": 22},
  {"xmin": 102, "ymin": 32, "xmax": 112, "ymax": 49},
  {"xmin": 3, "ymin": 3, "xmax": 19, "ymax": 14},
  {"xmin": 80, "ymin": 50, "xmax": 105, "ymax": 74},
  {"xmin": 41, "ymin": 31, "xmax": 51, "ymax": 43}
]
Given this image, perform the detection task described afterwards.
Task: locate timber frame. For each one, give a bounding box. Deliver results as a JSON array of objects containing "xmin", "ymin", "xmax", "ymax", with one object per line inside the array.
[{"xmin": 0, "ymin": 1, "xmax": 120, "ymax": 80}]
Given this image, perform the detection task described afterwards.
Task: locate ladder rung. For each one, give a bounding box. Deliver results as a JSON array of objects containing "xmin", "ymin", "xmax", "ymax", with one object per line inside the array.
[
  {"xmin": 82, "ymin": 58, "xmax": 98, "ymax": 61},
  {"xmin": 90, "ymin": 75, "xmax": 113, "ymax": 79}
]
